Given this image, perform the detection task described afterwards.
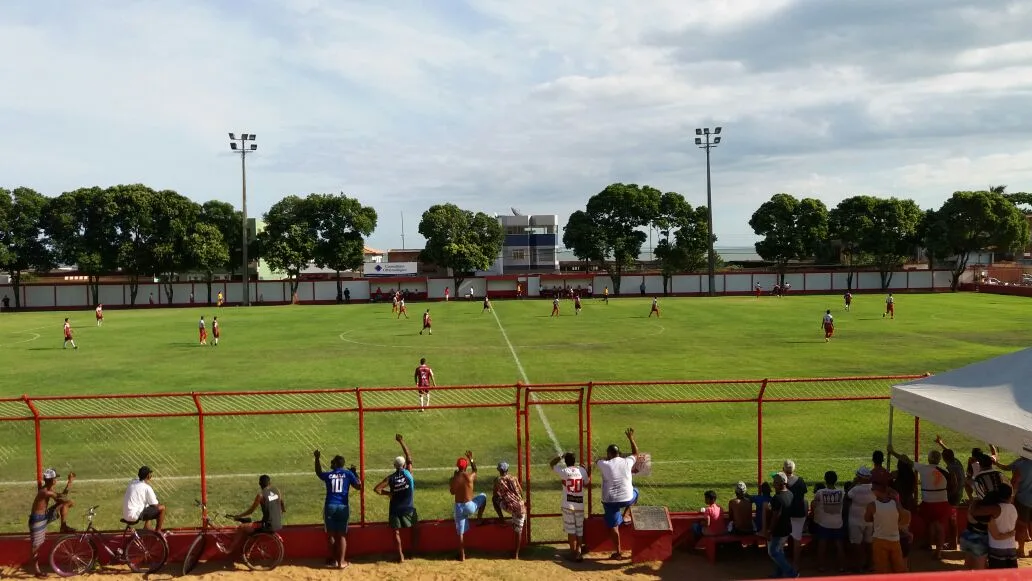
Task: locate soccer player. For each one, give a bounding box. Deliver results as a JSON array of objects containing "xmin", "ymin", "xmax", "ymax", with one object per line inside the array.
[
  {"xmin": 62, "ymin": 318, "xmax": 77, "ymax": 350},
  {"xmin": 420, "ymin": 309, "xmax": 432, "ymax": 336},
  {"xmin": 884, "ymin": 293, "xmax": 895, "ymax": 319},
  {"xmin": 550, "ymin": 452, "xmax": 589, "ymax": 561},
  {"xmin": 212, "ymin": 316, "xmax": 220, "ymax": 346},
  {"xmin": 198, "ymin": 315, "xmax": 208, "ymax": 345},
  {"xmin": 95, "ymin": 304, "xmax": 104, "ymax": 326},
  {"xmin": 603, "ymin": 286, "xmax": 609, "ymax": 304},
  {"xmin": 374, "ymin": 434, "xmax": 417, "ymax": 563},
  {"xmin": 444, "ymin": 287, "xmax": 450, "ymax": 302},
  {"xmin": 755, "ymin": 283, "xmax": 762, "ymax": 298},
  {"xmin": 550, "ymin": 297, "xmax": 560, "ymax": 317},
  {"xmin": 574, "ymin": 294, "xmax": 582, "ymax": 315},
  {"xmin": 516, "ymin": 283, "xmax": 522, "ymax": 299},
  {"xmin": 597, "ymin": 428, "xmax": 640, "ymax": 559},
  {"xmin": 822, "ymin": 309, "xmax": 835, "ymax": 342},
  {"xmin": 217, "ymin": 291, "xmax": 224, "ymax": 308},
  {"xmin": 415, "ymin": 358, "xmax": 436, "ymax": 410},
  {"xmin": 844, "ymin": 291, "xmax": 853, "ymax": 311},
  {"xmin": 482, "ymin": 295, "xmax": 492, "ymax": 313},
  {"xmin": 450, "ymin": 450, "xmax": 487, "ymax": 561},
  {"xmin": 649, "ymin": 297, "xmax": 660, "ymax": 318},
  {"xmin": 29, "ymin": 468, "xmax": 76, "ymax": 577},
  {"xmin": 397, "ymin": 298, "xmax": 408, "ymax": 319},
  {"xmin": 314, "ymin": 450, "xmax": 361, "ymax": 569},
  {"xmin": 392, "ymin": 294, "xmax": 399, "ymax": 315}
]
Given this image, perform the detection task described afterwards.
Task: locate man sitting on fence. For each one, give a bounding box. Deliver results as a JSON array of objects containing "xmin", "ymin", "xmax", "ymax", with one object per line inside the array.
[
  {"xmin": 450, "ymin": 450, "xmax": 487, "ymax": 562},
  {"xmin": 492, "ymin": 461, "xmax": 525, "ymax": 559},
  {"xmin": 596, "ymin": 427, "xmax": 640, "ymax": 560},
  {"xmin": 123, "ymin": 466, "xmax": 165, "ymax": 532},
  {"xmin": 29, "ymin": 469, "xmax": 76, "ymax": 578}
]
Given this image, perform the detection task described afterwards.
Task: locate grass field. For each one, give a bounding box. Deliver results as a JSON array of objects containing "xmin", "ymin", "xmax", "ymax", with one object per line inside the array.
[{"xmin": 0, "ymin": 292, "xmax": 1028, "ymax": 540}]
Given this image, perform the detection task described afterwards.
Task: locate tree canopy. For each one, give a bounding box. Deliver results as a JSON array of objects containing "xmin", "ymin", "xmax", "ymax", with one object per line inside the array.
[
  {"xmin": 749, "ymin": 193, "xmax": 828, "ymax": 283},
  {"xmin": 418, "ymin": 203, "xmax": 503, "ymax": 292},
  {"xmin": 258, "ymin": 195, "xmax": 319, "ymax": 297},
  {"xmin": 0, "ymin": 187, "xmax": 53, "ymax": 308},
  {"xmin": 311, "ymin": 193, "xmax": 378, "ymax": 302}
]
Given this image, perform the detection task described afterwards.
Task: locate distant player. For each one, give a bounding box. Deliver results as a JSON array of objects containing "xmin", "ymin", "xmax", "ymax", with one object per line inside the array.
[
  {"xmin": 883, "ymin": 293, "xmax": 894, "ymax": 319},
  {"xmin": 95, "ymin": 304, "xmax": 104, "ymax": 326},
  {"xmin": 420, "ymin": 309, "xmax": 432, "ymax": 335},
  {"xmin": 415, "ymin": 358, "xmax": 436, "ymax": 411},
  {"xmin": 444, "ymin": 287, "xmax": 450, "ymax": 302},
  {"xmin": 62, "ymin": 318, "xmax": 78, "ymax": 350},
  {"xmin": 843, "ymin": 291, "xmax": 852, "ymax": 311},
  {"xmin": 574, "ymin": 294, "xmax": 582, "ymax": 315},
  {"xmin": 603, "ymin": 286, "xmax": 609, "ymax": 304},
  {"xmin": 212, "ymin": 316, "xmax": 220, "ymax": 346},
  {"xmin": 398, "ymin": 298, "xmax": 409, "ymax": 319},
  {"xmin": 516, "ymin": 283, "xmax": 522, "ymax": 299},
  {"xmin": 467, "ymin": 287, "xmax": 474, "ymax": 301},
  {"xmin": 392, "ymin": 294, "xmax": 399, "ymax": 315},
  {"xmin": 198, "ymin": 315, "xmax": 208, "ymax": 346},
  {"xmin": 217, "ymin": 291, "xmax": 224, "ymax": 308},
  {"xmin": 551, "ymin": 297, "xmax": 560, "ymax": 317},
  {"xmin": 649, "ymin": 297, "xmax": 660, "ymax": 318},
  {"xmin": 755, "ymin": 283, "xmax": 762, "ymax": 298},
  {"xmin": 822, "ymin": 309, "xmax": 835, "ymax": 342},
  {"xmin": 482, "ymin": 296, "xmax": 491, "ymax": 313}
]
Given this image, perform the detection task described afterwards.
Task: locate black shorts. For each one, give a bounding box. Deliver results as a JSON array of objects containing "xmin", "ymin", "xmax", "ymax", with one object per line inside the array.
[
  {"xmin": 138, "ymin": 505, "xmax": 161, "ymax": 522},
  {"xmin": 1016, "ymin": 500, "xmax": 1032, "ymax": 523}
]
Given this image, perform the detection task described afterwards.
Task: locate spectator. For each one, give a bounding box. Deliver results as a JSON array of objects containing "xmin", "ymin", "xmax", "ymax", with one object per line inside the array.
[
  {"xmin": 450, "ymin": 451, "xmax": 487, "ymax": 562},
  {"xmin": 895, "ymin": 446, "xmax": 951, "ymax": 559},
  {"xmin": 343, "ymin": 287, "xmax": 351, "ymax": 304},
  {"xmin": 373, "ymin": 434, "xmax": 417, "ymax": 563},
  {"xmin": 596, "ymin": 428, "xmax": 640, "ymax": 560},
  {"xmin": 783, "ymin": 460, "xmax": 807, "ymax": 571},
  {"xmin": 872, "ymin": 450, "xmax": 889, "ymax": 483},
  {"xmin": 313, "ymin": 450, "xmax": 361, "ymax": 569},
  {"xmin": 692, "ymin": 491, "xmax": 724, "ymax": 542},
  {"xmin": 492, "ymin": 461, "xmax": 526, "ymax": 559},
  {"xmin": 847, "ymin": 467, "xmax": 876, "ymax": 572},
  {"xmin": 550, "ymin": 452, "xmax": 589, "ymax": 562},
  {"xmin": 811, "ymin": 470, "xmax": 846, "ymax": 573},
  {"xmin": 122, "ymin": 466, "xmax": 165, "ymax": 532},
  {"xmin": 933, "ymin": 436, "xmax": 966, "ymax": 549},
  {"xmin": 889, "ymin": 453, "xmax": 917, "ymax": 511},
  {"xmin": 230, "ymin": 475, "xmax": 285, "ymax": 557},
  {"xmin": 865, "ymin": 471, "xmax": 911, "ymax": 574},
  {"xmin": 970, "ymin": 484, "xmax": 1019, "ymax": 569},
  {"xmin": 752, "ymin": 482, "xmax": 773, "ymax": 534},
  {"xmin": 729, "ymin": 482, "xmax": 755, "ymax": 535},
  {"xmin": 29, "ymin": 469, "xmax": 76, "ymax": 577},
  {"xmin": 995, "ymin": 454, "xmax": 1032, "ymax": 556},
  {"xmin": 763, "ymin": 472, "xmax": 798, "ymax": 578}
]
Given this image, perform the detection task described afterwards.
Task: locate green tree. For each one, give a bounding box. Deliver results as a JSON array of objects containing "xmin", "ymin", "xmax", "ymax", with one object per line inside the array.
[
  {"xmin": 563, "ymin": 183, "xmax": 659, "ymax": 295},
  {"xmin": 258, "ymin": 195, "xmax": 318, "ymax": 297},
  {"xmin": 749, "ymin": 193, "xmax": 829, "ymax": 284},
  {"xmin": 200, "ymin": 200, "xmax": 254, "ymax": 278},
  {"xmin": 0, "ymin": 187, "xmax": 54, "ymax": 308},
  {"xmin": 923, "ymin": 190, "xmax": 1030, "ymax": 290},
  {"xmin": 418, "ymin": 203, "xmax": 504, "ymax": 293},
  {"xmin": 829, "ymin": 196, "xmax": 877, "ymax": 290},
  {"xmin": 652, "ymin": 192, "xmax": 711, "ymax": 294},
  {"xmin": 310, "ymin": 193, "xmax": 378, "ymax": 303},
  {"xmin": 188, "ymin": 223, "xmax": 230, "ymax": 304},
  {"xmin": 108, "ymin": 184, "xmax": 157, "ymax": 305},
  {"xmin": 866, "ymin": 198, "xmax": 924, "ymax": 289},
  {"xmin": 149, "ymin": 190, "xmax": 201, "ymax": 302},
  {"xmin": 45, "ymin": 187, "xmax": 119, "ymax": 306}
]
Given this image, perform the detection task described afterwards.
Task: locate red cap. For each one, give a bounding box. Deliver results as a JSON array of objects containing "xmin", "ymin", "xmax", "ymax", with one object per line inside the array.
[{"xmin": 456, "ymin": 458, "xmax": 469, "ymax": 471}]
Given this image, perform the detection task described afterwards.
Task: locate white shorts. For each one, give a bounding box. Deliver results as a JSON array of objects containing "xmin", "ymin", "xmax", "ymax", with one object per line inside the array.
[
  {"xmin": 790, "ymin": 517, "xmax": 806, "ymax": 540},
  {"xmin": 849, "ymin": 522, "xmax": 874, "ymax": 544},
  {"xmin": 562, "ymin": 507, "xmax": 585, "ymax": 536}
]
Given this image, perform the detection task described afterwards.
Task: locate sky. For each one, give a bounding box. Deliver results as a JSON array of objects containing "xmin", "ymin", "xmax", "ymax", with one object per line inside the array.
[{"xmin": 2, "ymin": 0, "xmax": 1031, "ymax": 252}]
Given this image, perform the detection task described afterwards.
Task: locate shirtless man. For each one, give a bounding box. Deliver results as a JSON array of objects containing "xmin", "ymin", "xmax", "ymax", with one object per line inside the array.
[
  {"xmin": 449, "ymin": 450, "xmax": 487, "ymax": 561},
  {"xmin": 30, "ymin": 469, "xmax": 76, "ymax": 578},
  {"xmin": 729, "ymin": 482, "xmax": 756, "ymax": 534}
]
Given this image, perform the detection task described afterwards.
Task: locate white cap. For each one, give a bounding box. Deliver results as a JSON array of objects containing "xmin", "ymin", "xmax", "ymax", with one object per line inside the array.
[
  {"xmin": 42, "ymin": 468, "xmax": 58, "ymax": 480},
  {"xmin": 393, "ymin": 456, "xmax": 406, "ymax": 469}
]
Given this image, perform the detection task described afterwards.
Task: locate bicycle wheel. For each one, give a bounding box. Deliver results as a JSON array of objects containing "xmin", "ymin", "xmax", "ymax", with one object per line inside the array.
[
  {"xmin": 182, "ymin": 533, "xmax": 207, "ymax": 575},
  {"xmin": 125, "ymin": 529, "xmax": 169, "ymax": 574},
  {"xmin": 241, "ymin": 532, "xmax": 284, "ymax": 571},
  {"xmin": 49, "ymin": 535, "xmax": 97, "ymax": 577}
]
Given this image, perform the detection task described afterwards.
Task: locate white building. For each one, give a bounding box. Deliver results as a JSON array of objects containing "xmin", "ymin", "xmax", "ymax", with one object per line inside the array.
[{"xmin": 485, "ymin": 212, "xmax": 560, "ymax": 274}]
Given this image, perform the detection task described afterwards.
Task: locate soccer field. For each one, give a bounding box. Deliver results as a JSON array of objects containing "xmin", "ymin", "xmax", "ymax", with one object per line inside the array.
[{"xmin": 0, "ymin": 292, "xmax": 1027, "ymax": 539}]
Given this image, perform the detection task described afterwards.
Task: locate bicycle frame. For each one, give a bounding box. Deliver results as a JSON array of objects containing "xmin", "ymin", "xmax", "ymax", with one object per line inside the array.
[{"xmin": 76, "ymin": 507, "xmax": 141, "ymax": 565}]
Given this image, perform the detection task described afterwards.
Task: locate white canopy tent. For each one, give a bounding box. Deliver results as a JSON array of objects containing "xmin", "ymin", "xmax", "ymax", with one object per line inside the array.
[{"xmin": 891, "ymin": 348, "xmax": 1032, "ymax": 459}]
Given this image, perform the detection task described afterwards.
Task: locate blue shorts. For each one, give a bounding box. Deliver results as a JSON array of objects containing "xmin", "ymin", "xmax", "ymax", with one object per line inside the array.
[
  {"xmin": 324, "ymin": 504, "xmax": 350, "ymax": 534},
  {"xmin": 454, "ymin": 493, "xmax": 487, "ymax": 536},
  {"xmin": 602, "ymin": 489, "xmax": 639, "ymax": 528},
  {"xmin": 812, "ymin": 523, "xmax": 845, "ymax": 541},
  {"xmin": 960, "ymin": 529, "xmax": 989, "ymax": 557}
]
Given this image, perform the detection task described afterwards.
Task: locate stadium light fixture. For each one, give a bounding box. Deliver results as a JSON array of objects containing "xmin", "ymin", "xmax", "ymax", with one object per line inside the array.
[
  {"xmin": 228, "ymin": 132, "xmax": 259, "ymax": 306},
  {"xmin": 695, "ymin": 126, "xmax": 725, "ymax": 297}
]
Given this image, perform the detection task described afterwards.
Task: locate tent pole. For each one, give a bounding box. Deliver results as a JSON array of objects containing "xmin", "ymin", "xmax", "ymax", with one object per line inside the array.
[{"xmin": 887, "ymin": 404, "xmax": 895, "ymax": 473}]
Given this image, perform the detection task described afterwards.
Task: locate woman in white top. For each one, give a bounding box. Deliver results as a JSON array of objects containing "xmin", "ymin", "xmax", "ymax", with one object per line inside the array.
[{"xmin": 972, "ymin": 484, "xmax": 1019, "ymax": 569}]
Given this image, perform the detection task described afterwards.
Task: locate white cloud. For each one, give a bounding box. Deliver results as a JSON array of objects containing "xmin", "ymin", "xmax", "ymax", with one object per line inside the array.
[{"xmin": 0, "ymin": 0, "xmax": 1030, "ymax": 252}]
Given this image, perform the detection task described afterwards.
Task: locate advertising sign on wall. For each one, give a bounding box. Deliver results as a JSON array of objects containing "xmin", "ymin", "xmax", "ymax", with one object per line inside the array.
[{"xmin": 363, "ymin": 262, "xmax": 418, "ymax": 276}]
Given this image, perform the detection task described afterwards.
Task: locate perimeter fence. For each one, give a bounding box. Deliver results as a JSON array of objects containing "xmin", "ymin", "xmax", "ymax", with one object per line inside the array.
[{"xmin": 0, "ymin": 375, "xmax": 953, "ymax": 541}]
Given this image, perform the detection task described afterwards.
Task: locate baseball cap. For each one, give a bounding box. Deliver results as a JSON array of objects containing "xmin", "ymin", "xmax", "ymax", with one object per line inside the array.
[
  {"xmin": 773, "ymin": 472, "xmax": 788, "ymax": 485},
  {"xmin": 497, "ymin": 461, "xmax": 510, "ymax": 473},
  {"xmin": 856, "ymin": 466, "xmax": 872, "ymax": 478},
  {"xmin": 735, "ymin": 482, "xmax": 748, "ymax": 494},
  {"xmin": 138, "ymin": 466, "xmax": 152, "ymax": 480},
  {"xmin": 393, "ymin": 456, "xmax": 406, "ymax": 469},
  {"xmin": 456, "ymin": 457, "xmax": 469, "ymax": 471},
  {"xmin": 42, "ymin": 468, "xmax": 58, "ymax": 480}
]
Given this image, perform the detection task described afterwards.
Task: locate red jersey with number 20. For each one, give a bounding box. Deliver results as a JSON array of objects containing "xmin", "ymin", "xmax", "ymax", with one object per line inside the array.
[{"xmin": 415, "ymin": 364, "xmax": 433, "ymax": 388}]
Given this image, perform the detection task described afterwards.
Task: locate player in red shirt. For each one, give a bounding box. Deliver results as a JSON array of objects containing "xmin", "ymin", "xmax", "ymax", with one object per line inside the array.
[
  {"xmin": 397, "ymin": 298, "xmax": 409, "ymax": 319},
  {"xmin": 198, "ymin": 315, "xmax": 208, "ymax": 346},
  {"xmin": 550, "ymin": 297, "xmax": 560, "ymax": 317},
  {"xmin": 212, "ymin": 316, "xmax": 220, "ymax": 346},
  {"xmin": 821, "ymin": 309, "xmax": 835, "ymax": 342},
  {"xmin": 843, "ymin": 291, "xmax": 852, "ymax": 311},
  {"xmin": 755, "ymin": 283, "xmax": 762, "ymax": 298},
  {"xmin": 95, "ymin": 304, "xmax": 104, "ymax": 326},
  {"xmin": 444, "ymin": 287, "xmax": 450, "ymax": 302},
  {"xmin": 62, "ymin": 318, "xmax": 78, "ymax": 350},
  {"xmin": 649, "ymin": 297, "xmax": 660, "ymax": 318},
  {"xmin": 574, "ymin": 294, "xmax": 582, "ymax": 315},
  {"xmin": 415, "ymin": 357, "xmax": 436, "ymax": 411},
  {"xmin": 420, "ymin": 309, "xmax": 432, "ymax": 335},
  {"xmin": 883, "ymin": 293, "xmax": 895, "ymax": 319}
]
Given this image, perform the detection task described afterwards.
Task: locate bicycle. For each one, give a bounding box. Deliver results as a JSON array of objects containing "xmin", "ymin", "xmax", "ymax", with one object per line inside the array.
[
  {"xmin": 182, "ymin": 501, "xmax": 285, "ymax": 574},
  {"xmin": 48, "ymin": 505, "xmax": 169, "ymax": 576}
]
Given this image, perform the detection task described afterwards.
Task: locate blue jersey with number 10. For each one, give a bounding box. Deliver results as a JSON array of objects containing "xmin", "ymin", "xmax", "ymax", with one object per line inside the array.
[{"xmin": 319, "ymin": 468, "xmax": 358, "ymax": 506}]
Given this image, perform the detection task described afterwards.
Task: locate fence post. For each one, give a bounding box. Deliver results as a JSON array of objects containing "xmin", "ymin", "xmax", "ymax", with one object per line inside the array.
[
  {"xmin": 357, "ymin": 388, "xmax": 366, "ymax": 525},
  {"xmin": 913, "ymin": 416, "xmax": 921, "ymax": 461},
  {"xmin": 190, "ymin": 393, "xmax": 209, "ymax": 511},
  {"xmin": 515, "ymin": 383, "xmax": 523, "ymax": 486},
  {"xmin": 522, "ymin": 382, "xmax": 532, "ymax": 542},
  {"xmin": 757, "ymin": 379, "xmax": 769, "ymax": 487},
  {"xmin": 23, "ymin": 395, "xmax": 43, "ymax": 484},
  {"xmin": 585, "ymin": 381, "xmax": 594, "ymax": 517},
  {"xmin": 577, "ymin": 383, "xmax": 585, "ymax": 473}
]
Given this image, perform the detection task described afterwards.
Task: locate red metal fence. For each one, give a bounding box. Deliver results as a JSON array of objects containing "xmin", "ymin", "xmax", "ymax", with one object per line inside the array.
[{"xmin": 0, "ymin": 375, "xmax": 931, "ymax": 541}]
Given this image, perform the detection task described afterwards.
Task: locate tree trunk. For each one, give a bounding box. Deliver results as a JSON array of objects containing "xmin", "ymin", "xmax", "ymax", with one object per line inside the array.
[
  {"xmin": 949, "ymin": 253, "xmax": 970, "ymax": 291},
  {"xmin": 611, "ymin": 264, "xmax": 623, "ymax": 295},
  {"xmin": 336, "ymin": 271, "xmax": 343, "ymax": 304},
  {"xmin": 662, "ymin": 273, "xmax": 671, "ymax": 295},
  {"xmin": 128, "ymin": 275, "xmax": 139, "ymax": 306},
  {"xmin": 162, "ymin": 276, "xmax": 175, "ymax": 303},
  {"xmin": 289, "ymin": 272, "xmax": 301, "ymax": 297},
  {"xmin": 453, "ymin": 276, "xmax": 467, "ymax": 297},
  {"xmin": 10, "ymin": 271, "xmax": 22, "ymax": 309},
  {"xmin": 880, "ymin": 268, "xmax": 894, "ymax": 290},
  {"xmin": 205, "ymin": 274, "xmax": 213, "ymax": 305},
  {"xmin": 89, "ymin": 276, "xmax": 100, "ymax": 306}
]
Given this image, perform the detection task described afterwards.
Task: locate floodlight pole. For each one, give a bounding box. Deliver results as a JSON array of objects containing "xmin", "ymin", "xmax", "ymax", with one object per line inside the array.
[
  {"xmin": 696, "ymin": 127, "xmax": 722, "ymax": 297},
  {"xmin": 229, "ymin": 133, "xmax": 258, "ymax": 306}
]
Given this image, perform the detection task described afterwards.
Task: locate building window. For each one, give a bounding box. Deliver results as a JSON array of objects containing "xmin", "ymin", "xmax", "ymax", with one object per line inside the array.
[{"xmin": 511, "ymin": 249, "xmax": 527, "ymax": 260}]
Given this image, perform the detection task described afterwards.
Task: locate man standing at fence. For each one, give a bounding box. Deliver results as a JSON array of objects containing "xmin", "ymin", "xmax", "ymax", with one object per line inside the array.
[
  {"xmin": 784, "ymin": 460, "xmax": 808, "ymax": 572},
  {"xmin": 29, "ymin": 468, "xmax": 76, "ymax": 578},
  {"xmin": 123, "ymin": 466, "xmax": 165, "ymax": 532},
  {"xmin": 492, "ymin": 461, "xmax": 525, "ymax": 559},
  {"xmin": 597, "ymin": 427, "xmax": 640, "ymax": 560},
  {"xmin": 450, "ymin": 450, "xmax": 487, "ymax": 561},
  {"xmin": 314, "ymin": 450, "xmax": 361, "ymax": 569},
  {"xmin": 550, "ymin": 452, "xmax": 589, "ymax": 561},
  {"xmin": 764, "ymin": 472, "xmax": 798, "ymax": 578},
  {"xmin": 374, "ymin": 434, "xmax": 418, "ymax": 563}
]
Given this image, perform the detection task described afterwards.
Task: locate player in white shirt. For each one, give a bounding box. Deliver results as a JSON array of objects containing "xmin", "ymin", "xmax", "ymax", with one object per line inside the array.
[
  {"xmin": 550, "ymin": 452, "xmax": 590, "ymax": 561},
  {"xmin": 883, "ymin": 293, "xmax": 895, "ymax": 319},
  {"xmin": 95, "ymin": 304, "xmax": 104, "ymax": 326},
  {"xmin": 596, "ymin": 428, "xmax": 640, "ymax": 559},
  {"xmin": 822, "ymin": 310, "xmax": 835, "ymax": 342},
  {"xmin": 122, "ymin": 466, "xmax": 165, "ymax": 531}
]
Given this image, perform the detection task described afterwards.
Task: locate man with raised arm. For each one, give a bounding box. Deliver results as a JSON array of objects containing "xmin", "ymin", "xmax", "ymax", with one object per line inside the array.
[
  {"xmin": 314, "ymin": 450, "xmax": 361, "ymax": 569},
  {"xmin": 450, "ymin": 450, "xmax": 487, "ymax": 561},
  {"xmin": 596, "ymin": 427, "xmax": 640, "ymax": 560},
  {"xmin": 374, "ymin": 434, "xmax": 418, "ymax": 562}
]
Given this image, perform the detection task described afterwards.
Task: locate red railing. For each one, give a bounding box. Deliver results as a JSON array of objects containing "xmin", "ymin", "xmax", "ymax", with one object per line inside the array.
[{"xmin": 0, "ymin": 375, "xmax": 928, "ymax": 541}]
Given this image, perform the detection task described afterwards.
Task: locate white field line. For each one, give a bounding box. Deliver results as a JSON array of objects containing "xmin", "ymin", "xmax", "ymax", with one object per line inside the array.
[
  {"xmin": 0, "ymin": 457, "xmax": 872, "ymax": 486},
  {"xmin": 489, "ymin": 307, "xmax": 563, "ymax": 456}
]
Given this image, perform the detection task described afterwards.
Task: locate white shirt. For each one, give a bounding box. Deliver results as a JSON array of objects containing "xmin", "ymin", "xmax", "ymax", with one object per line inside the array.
[
  {"xmin": 913, "ymin": 463, "xmax": 949, "ymax": 503},
  {"xmin": 989, "ymin": 503, "xmax": 1018, "ymax": 550},
  {"xmin": 848, "ymin": 483, "xmax": 876, "ymax": 525},
  {"xmin": 123, "ymin": 479, "xmax": 159, "ymax": 521},
  {"xmin": 554, "ymin": 465, "xmax": 589, "ymax": 510},
  {"xmin": 596, "ymin": 456, "xmax": 636, "ymax": 503},
  {"xmin": 886, "ymin": 296, "xmax": 894, "ymax": 304},
  {"xmin": 813, "ymin": 488, "xmax": 845, "ymax": 529},
  {"xmin": 823, "ymin": 313, "xmax": 833, "ymax": 325},
  {"xmin": 872, "ymin": 499, "xmax": 900, "ymax": 541},
  {"xmin": 198, "ymin": 319, "xmax": 205, "ymax": 329}
]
